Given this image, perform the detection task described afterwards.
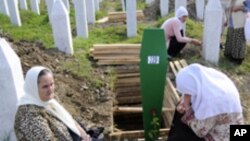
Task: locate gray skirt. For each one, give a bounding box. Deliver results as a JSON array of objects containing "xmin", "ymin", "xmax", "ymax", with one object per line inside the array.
[{"xmin": 224, "ymin": 27, "xmax": 246, "ymax": 59}]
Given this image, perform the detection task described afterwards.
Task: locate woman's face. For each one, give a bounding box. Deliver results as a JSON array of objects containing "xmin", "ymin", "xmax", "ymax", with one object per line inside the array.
[
  {"xmin": 179, "ymin": 15, "xmax": 188, "ymax": 23},
  {"xmin": 38, "ymin": 73, "xmax": 55, "ymax": 101}
]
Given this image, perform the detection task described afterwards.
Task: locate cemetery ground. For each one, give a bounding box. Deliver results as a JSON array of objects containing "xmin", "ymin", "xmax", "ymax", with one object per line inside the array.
[{"xmin": 1, "ymin": 0, "xmax": 250, "ymax": 140}]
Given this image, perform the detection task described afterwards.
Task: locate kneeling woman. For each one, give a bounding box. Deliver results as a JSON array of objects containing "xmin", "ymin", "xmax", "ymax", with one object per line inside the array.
[{"xmin": 167, "ymin": 64, "xmax": 244, "ymax": 141}]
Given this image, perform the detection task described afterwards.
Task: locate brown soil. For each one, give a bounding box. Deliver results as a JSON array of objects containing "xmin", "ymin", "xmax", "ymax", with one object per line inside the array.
[{"xmin": 3, "ymin": 37, "xmax": 114, "ymax": 135}]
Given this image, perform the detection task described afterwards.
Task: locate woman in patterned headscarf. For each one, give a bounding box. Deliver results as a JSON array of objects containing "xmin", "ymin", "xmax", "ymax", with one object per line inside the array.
[
  {"xmin": 161, "ymin": 6, "xmax": 201, "ymax": 59},
  {"xmin": 14, "ymin": 66, "xmax": 91, "ymax": 141},
  {"xmin": 168, "ymin": 63, "xmax": 243, "ymax": 141}
]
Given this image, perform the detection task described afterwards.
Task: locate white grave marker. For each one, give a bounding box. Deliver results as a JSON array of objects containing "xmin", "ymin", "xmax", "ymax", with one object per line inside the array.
[
  {"xmin": 95, "ymin": 0, "xmax": 100, "ymax": 12},
  {"xmin": 45, "ymin": 0, "xmax": 54, "ymax": 15},
  {"xmin": 31, "ymin": 0, "xmax": 40, "ymax": 15},
  {"xmin": 175, "ymin": 0, "xmax": 187, "ymax": 12},
  {"xmin": 126, "ymin": 0, "xmax": 137, "ymax": 37},
  {"xmin": 8, "ymin": 0, "xmax": 21, "ymax": 26},
  {"xmin": 0, "ymin": 0, "xmax": 10, "ymax": 16},
  {"xmin": 160, "ymin": 0, "xmax": 169, "ymax": 17},
  {"xmin": 19, "ymin": 0, "xmax": 28, "ymax": 10},
  {"xmin": 74, "ymin": 0, "xmax": 88, "ymax": 38},
  {"xmin": 121, "ymin": 0, "xmax": 125, "ymax": 11},
  {"xmin": 146, "ymin": 0, "xmax": 154, "ymax": 4},
  {"xmin": 202, "ymin": 0, "xmax": 223, "ymax": 64},
  {"xmin": 86, "ymin": 0, "xmax": 95, "ymax": 24},
  {"xmin": 62, "ymin": 0, "xmax": 70, "ymax": 13},
  {"xmin": 0, "ymin": 38, "xmax": 24, "ymax": 141},
  {"xmin": 51, "ymin": 0, "xmax": 73, "ymax": 55},
  {"xmin": 195, "ymin": 0, "xmax": 205, "ymax": 20}
]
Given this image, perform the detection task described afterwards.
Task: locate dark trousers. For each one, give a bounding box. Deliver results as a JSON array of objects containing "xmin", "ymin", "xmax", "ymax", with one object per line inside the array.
[
  {"xmin": 168, "ymin": 30, "xmax": 186, "ymax": 57},
  {"xmin": 167, "ymin": 109, "xmax": 205, "ymax": 141}
]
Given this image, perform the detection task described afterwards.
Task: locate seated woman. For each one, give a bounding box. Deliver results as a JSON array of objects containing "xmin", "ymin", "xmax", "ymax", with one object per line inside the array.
[
  {"xmin": 14, "ymin": 66, "xmax": 91, "ymax": 141},
  {"xmin": 161, "ymin": 6, "xmax": 201, "ymax": 59},
  {"xmin": 167, "ymin": 63, "xmax": 244, "ymax": 141}
]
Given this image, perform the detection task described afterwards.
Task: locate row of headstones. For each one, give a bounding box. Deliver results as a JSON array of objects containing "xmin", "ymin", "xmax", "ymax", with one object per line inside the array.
[
  {"xmin": 121, "ymin": 0, "xmax": 223, "ymax": 64},
  {"xmin": 1, "ymin": 0, "xmax": 223, "ymax": 64},
  {"xmin": 0, "ymin": 0, "xmax": 101, "ymax": 25},
  {"xmin": 120, "ymin": 0, "xmax": 206, "ymax": 20}
]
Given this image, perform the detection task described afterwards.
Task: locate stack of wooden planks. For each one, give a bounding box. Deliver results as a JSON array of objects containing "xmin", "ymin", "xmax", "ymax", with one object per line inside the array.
[
  {"xmin": 89, "ymin": 44, "xmax": 141, "ymax": 65},
  {"xmin": 108, "ymin": 10, "xmax": 144, "ymax": 23},
  {"xmin": 114, "ymin": 65, "xmax": 141, "ymax": 105}
]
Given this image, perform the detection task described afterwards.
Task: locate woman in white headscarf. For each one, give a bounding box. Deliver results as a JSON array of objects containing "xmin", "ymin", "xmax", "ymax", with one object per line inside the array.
[
  {"xmin": 14, "ymin": 66, "xmax": 91, "ymax": 141},
  {"xmin": 161, "ymin": 6, "xmax": 201, "ymax": 59},
  {"xmin": 167, "ymin": 63, "xmax": 243, "ymax": 141}
]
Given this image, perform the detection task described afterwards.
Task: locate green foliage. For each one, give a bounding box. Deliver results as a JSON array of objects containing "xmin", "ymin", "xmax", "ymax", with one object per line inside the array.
[
  {"xmin": 0, "ymin": 11, "xmax": 53, "ymax": 48},
  {"xmin": 186, "ymin": 19, "xmax": 203, "ymax": 39},
  {"xmin": 148, "ymin": 114, "xmax": 160, "ymax": 140}
]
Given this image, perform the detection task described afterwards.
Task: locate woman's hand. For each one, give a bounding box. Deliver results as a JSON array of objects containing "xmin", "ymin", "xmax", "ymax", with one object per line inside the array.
[
  {"xmin": 190, "ymin": 38, "xmax": 202, "ymax": 46},
  {"xmin": 75, "ymin": 122, "xmax": 92, "ymax": 141}
]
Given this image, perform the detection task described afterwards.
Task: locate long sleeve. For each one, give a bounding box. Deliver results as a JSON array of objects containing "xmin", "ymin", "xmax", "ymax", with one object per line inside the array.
[
  {"xmin": 15, "ymin": 105, "xmax": 73, "ymax": 141},
  {"xmin": 181, "ymin": 108, "xmax": 216, "ymax": 138},
  {"xmin": 15, "ymin": 116, "xmax": 57, "ymax": 141}
]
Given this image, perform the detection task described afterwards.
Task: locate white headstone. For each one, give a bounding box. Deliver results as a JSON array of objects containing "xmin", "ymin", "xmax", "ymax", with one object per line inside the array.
[
  {"xmin": 45, "ymin": 0, "xmax": 54, "ymax": 23},
  {"xmin": 202, "ymin": 0, "xmax": 223, "ymax": 64},
  {"xmin": 121, "ymin": 0, "xmax": 125, "ymax": 11},
  {"xmin": 195, "ymin": 0, "xmax": 205, "ymax": 20},
  {"xmin": 51, "ymin": 0, "xmax": 73, "ymax": 55},
  {"xmin": 62, "ymin": 0, "xmax": 70, "ymax": 13},
  {"xmin": 126, "ymin": 0, "xmax": 137, "ymax": 37},
  {"xmin": 0, "ymin": 38, "xmax": 24, "ymax": 141},
  {"xmin": 74, "ymin": 0, "xmax": 88, "ymax": 38},
  {"xmin": 86, "ymin": 0, "xmax": 96, "ymax": 24},
  {"xmin": 95, "ymin": 0, "xmax": 100, "ymax": 12},
  {"xmin": 45, "ymin": 0, "xmax": 54, "ymax": 15},
  {"xmin": 160, "ymin": 0, "xmax": 169, "ymax": 17},
  {"xmin": 19, "ymin": 0, "xmax": 28, "ymax": 10},
  {"xmin": 0, "ymin": 0, "xmax": 10, "ymax": 16},
  {"xmin": 8, "ymin": 0, "xmax": 22, "ymax": 26},
  {"xmin": 146, "ymin": 0, "xmax": 154, "ymax": 4},
  {"xmin": 30, "ymin": 0, "xmax": 40, "ymax": 15},
  {"xmin": 175, "ymin": 0, "xmax": 187, "ymax": 12}
]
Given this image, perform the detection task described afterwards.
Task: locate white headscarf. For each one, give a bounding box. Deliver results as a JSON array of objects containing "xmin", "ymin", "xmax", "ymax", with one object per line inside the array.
[
  {"xmin": 176, "ymin": 63, "xmax": 242, "ymax": 120},
  {"xmin": 175, "ymin": 6, "xmax": 188, "ymax": 18},
  {"xmin": 18, "ymin": 66, "xmax": 81, "ymax": 136}
]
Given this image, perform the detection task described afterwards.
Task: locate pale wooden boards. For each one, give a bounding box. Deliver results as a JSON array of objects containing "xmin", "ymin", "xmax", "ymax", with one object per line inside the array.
[
  {"xmin": 90, "ymin": 44, "xmax": 140, "ymax": 65},
  {"xmin": 108, "ymin": 10, "xmax": 144, "ymax": 23}
]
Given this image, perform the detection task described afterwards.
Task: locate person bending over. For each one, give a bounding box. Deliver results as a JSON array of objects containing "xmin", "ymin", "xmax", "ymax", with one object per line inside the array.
[{"xmin": 161, "ymin": 6, "xmax": 201, "ymax": 59}]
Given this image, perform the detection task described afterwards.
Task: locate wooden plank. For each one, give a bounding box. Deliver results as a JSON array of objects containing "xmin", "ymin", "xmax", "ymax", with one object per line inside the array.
[
  {"xmin": 108, "ymin": 10, "xmax": 144, "ymax": 23},
  {"xmin": 116, "ymin": 77, "xmax": 140, "ymax": 84},
  {"xmin": 109, "ymin": 128, "xmax": 169, "ymax": 138},
  {"xmin": 97, "ymin": 59, "xmax": 140, "ymax": 65},
  {"xmin": 93, "ymin": 44, "xmax": 141, "ymax": 49},
  {"xmin": 173, "ymin": 60, "xmax": 182, "ymax": 72},
  {"xmin": 116, "ymin": 91, "xmax": 141, "ymax": 97},
  {"xmin": 116, "ymin": 72, "xmax": 140, "ymax": 78},
  {"xmin": 113, "ymin": 107, "xmax": 175, "ymax": 113},
  {"xmin": 169, "ymin": 61, "xmax": 177, "ymax": 77},
  {"xmin": 93, "ymin": 49, "xmax": 140, "ymax": 55},
  {"xmin": 116, "ymin": 95, "xmax": 142, "ymax": 105},
  {"xmin": 179, "ymin": 59, "xmax": 188, "ymax": 67},
  {"xmin": 94, "ymin": 56, "xmax": 139, "ymax": 60},
  {"xmin": 115, "ymin": 86, "xmax": 140, "ymax": 93}
]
